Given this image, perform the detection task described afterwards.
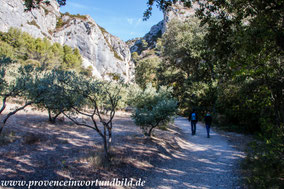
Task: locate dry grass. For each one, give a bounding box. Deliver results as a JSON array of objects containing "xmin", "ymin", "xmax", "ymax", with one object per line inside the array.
[
  {"xmin": 0, "ymin": 131, "xmax": 17, "ymax": 146},
  {"xmin": 22, "ymin": 133, "xmax": 47, "ymax": 145}
]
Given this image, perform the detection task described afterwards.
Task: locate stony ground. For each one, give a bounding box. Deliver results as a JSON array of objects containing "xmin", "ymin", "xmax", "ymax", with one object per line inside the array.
[{"xmin": 0, "ymin": 104, "xmax": 250, "ymax": 189}]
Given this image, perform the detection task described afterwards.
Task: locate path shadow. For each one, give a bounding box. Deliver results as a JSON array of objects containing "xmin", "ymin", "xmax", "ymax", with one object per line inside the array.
[
  {"xmin": 0, "ymin": 114, "xmax": 245, "ymax": 189},
  {"xmin": 141, "ymin": 117, "xmax": 245, "ymax": 189},
  {"xmin": 0, "ymin": 113, "xmax": 103, "ymax": 184}
]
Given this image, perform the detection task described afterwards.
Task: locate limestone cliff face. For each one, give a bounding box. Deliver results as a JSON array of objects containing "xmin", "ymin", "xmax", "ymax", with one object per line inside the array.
[
  {"xmin": 52, "ymin": 14, "xmax": 134, "ymax": 81},
  {"xmin": 0, "ymin": 0, "xmax": 60, "ymax": 39},
  {"xmin": 129, "ymin": 1, "xmax": 197, "ymax": 54},
  {"xmin": 0, "ymin": 0, "xmax": 134, "ymax": 82},
  {"xmin": 162, "ymin": 1, "xmax": 196, "ymax": 33},
  {"xmin": 130, "ymin": 21, "xmax": 163, "ymax": 54}
]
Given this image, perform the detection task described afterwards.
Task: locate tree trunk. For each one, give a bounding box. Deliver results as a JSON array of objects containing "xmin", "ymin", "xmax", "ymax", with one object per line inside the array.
[
  {"xmin": 103, "ymin": 126, "xmax": 110, "ymax": 161},
  {"xmin": 148, "ymin": 125, "xmax": 156, "ymax": 137},
  {"xmin": 272, "ymin": 90, "xmax": 283, "ymax": 128},
  {"xmin": 0, "ymin": 96, "xmax": 7, "ymax": 115},
  {"xmin": 0, "ymin": 101, "xmax": 33, "ymax": 135},
  {"xmin": 103, "ymin": 136, "xmax": 109, "ymax": 161},
  {"xmin": 107, "ymin": 128, "xmax": 112, "ymax": 151},
  {"xmin": 0, "ymin": 123, "xmax": 4, "ymax": 135},
  {"xmin": 48, "ymin": 109, "xmax": 61, "ymax": 124},
  {"xmin": 48, "ymin": 109, "xmax": 52, "ymax": 122}
]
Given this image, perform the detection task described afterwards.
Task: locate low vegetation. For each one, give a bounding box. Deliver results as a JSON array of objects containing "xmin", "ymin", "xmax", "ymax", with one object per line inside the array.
[
  {"xmin": 0, "ymin": 28, "xmax": 92, "ymax": 76},
  {"xmin": 243, "ymin": 130, "xmax": 284, "ymax": 188},
  {"xmin": 62, "ymin": 12, "xmax": 88, "ymax": 20},
  {"xmin": 27, "ymin": 20, "xmax": 40, "ymax": 29},
  {"xmin": 56, "ymin": 12, "xmax": 88, "ymax": 30},
  {"xmin": 129, "ymin": 84, "xmax": 177, "ymax": 137}
]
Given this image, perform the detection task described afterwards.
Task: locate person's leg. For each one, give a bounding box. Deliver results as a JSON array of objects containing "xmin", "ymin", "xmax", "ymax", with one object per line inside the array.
[
  {"xmin": 208, "ymin": 124, "xmax": 211, "ymax": 137},
  {"xmin": 191, "ymin": 121, "xmax": 194, "ymax": 135},
  {"xmin": 206, "ymin": 125, "xmax": 210, "ymax": 138},
  {"xmin": 193, "ymin": 122, "xmax": 196, "ymax": 135}
]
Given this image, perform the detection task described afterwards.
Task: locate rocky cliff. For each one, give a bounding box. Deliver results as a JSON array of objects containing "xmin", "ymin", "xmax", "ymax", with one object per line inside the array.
[
  {"xmin": 0, "ymin": 0, "xmax": 134, "ymax": 82},
  {"xmin": 129, "ymin": 21, "xmax": 163, "ymax": 54},
  {"xmin": 129, "ymin": 1, "xmax": 196, "ymax": 54}
]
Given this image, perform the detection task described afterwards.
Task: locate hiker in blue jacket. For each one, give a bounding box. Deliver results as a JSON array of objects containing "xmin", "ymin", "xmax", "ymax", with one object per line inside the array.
[
  {"xmin": 204, "ymin": 112, "xmax": 212, "ymax": 138},
  {"xmin": 189, "ymin": 110, "xmax": 198, "ymax": 135}
]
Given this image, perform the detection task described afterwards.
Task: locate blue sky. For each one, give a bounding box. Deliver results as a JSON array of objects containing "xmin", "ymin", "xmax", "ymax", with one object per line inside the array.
[{"xmin": 60, "ymin": 0, "xmax": 164, "ymax": 41}]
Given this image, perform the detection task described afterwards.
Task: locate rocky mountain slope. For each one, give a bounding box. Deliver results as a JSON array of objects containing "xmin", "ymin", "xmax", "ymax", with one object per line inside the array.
[
  {"xmin": 0, "ymin": 0, "xmax": 134, "ymax": 82},
  {"xmin": 129, "ymin": 1, "xmax": 196, "ymax": 54}
]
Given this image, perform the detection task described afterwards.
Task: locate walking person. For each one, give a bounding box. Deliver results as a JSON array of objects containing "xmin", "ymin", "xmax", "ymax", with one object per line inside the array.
[
  {"xmin": 189, "ymin": 110, "xmax": 198, "ymax": 135},
  {"xmin": 204, "ymin": 112, "xmax": 212, "ymax": 138}
]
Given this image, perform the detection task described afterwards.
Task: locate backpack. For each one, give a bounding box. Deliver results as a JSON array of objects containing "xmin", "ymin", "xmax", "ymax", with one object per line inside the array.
[{"xmin": 191, "ymin": 113, "xmax": 196, "ymax": 121}]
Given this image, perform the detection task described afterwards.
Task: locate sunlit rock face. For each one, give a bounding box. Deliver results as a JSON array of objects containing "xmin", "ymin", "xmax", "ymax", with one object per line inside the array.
[
  {"xmin": 129, "ymin": 1, "xmax": 197, "ymax": 54},
  {"xmin": 52, "ymin": 14, "xmax": 134, "ymax": 81},
  {"xmin": 162, "ymin": 1, "xmax": 196, "ymax": 33},
  {"xmin": 0, "ymin": 0, "xmax": 134, "ymax": 82},
  {"xmin": 129, "ymin": 21, "xmax": 164, "ymax": 55},
  {"xmin": 0, "ymin": 0, "xmax": 60, "ymax": 38}
]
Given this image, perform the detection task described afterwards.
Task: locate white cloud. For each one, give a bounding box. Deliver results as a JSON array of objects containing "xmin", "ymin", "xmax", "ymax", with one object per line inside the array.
[
  {"xmin": 126, "ymin": 18, "xmax": 143, "ymax": 27},
  {"xmin": 135, "ymin": 18, "xmax": 142, "ymax": 27},
  {"xmin": 127, "ymin": 18, "xmax": 134, "ymax": 25}
]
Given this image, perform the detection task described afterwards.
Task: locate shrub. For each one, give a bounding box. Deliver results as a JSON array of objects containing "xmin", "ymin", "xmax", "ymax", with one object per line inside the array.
[
  {"xmin": 56, "ymin": 17, "xmax": 64, "ymax": 29},
  {"xmin": 243, "ymin": 128, "xmax": 284, "ymax": 188},
  {"xmin": 0, "ymin": 131, "xmax": 16, "ymax": 146},
  {"xmin": 27, "ymin": 20, "xmax": 40, "ymax": 29},
  {"xmin": 23, "ymin": 133, "xmax": 44, "ymax": 145},
  {"xmin": 130, "ymin": 84, "xmax": 177, "ymax": 137}
]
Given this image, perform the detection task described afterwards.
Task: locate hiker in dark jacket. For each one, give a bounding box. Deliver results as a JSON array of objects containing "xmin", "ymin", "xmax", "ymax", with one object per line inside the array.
[
  {"xmin": 189, "ymin": 110, "xmax": 198, "ymax": 135},
  {"xmin": 204, "ymin": 112, "xmax": 212, "ymax": 138}
]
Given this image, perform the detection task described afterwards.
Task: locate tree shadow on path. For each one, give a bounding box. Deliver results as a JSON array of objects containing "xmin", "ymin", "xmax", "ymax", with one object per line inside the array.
[{"xmin": 143, "ymin": 117, "xmax": 245, "ymax": 189}]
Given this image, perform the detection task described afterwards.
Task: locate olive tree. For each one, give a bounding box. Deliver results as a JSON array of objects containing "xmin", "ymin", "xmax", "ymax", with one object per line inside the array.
[
  {"xmin": 130, "ymin": 84, "xmax": 177, "ymax": 137},
  {"xmin": 30, "ymin": 69, "xmax": 77, "ymax": 123},
  {"xmin": 0, "ymin": 57, "xmax": 41, "ymax": 135},
  {"xmin": 59, "ymin": 74, "xmax": 122, "ymax": 160}
]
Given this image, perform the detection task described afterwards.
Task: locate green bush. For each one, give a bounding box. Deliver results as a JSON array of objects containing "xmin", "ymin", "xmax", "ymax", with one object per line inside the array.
[
  {"xmin": 56, "ymin": 17, "xmax": 64, "ymax": 29},
  {"xmin": 243, "ymin": 128, "xmax": 284, "ymax": 188},
  {"xmin": 0, "ymin": 131, "xmax": 16, "ymax": 146},
  {"xmin": 130, "ymin": 84, "xmax": 177, "ymax": 137},
  {"xmin": 0, "ymin": 28, "xmax": 83, "ymax": 71}
]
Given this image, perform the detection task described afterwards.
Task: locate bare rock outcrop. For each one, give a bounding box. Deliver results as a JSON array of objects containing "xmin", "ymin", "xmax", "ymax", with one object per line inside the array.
[
  {"xmin": 0, "ymin": 0, "xmax": 134, "ymax": 82},
  {"xmin": 129, "ymin": 1, "xmax": 198, "ymax": 54}
]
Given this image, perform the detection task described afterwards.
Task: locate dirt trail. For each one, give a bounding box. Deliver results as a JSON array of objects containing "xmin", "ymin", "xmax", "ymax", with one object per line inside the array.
[
  {"xmin": 145, "ymin": 117, "xmax": 245, "ymax": 189},
  {"xmin": 0, "ymin": 106, "xmax": 246, "ymax": 188}
]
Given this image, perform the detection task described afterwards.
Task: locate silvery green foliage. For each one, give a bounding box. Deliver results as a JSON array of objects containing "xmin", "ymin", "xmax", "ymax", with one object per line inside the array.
[
  {"xmin": 0, "ymin": 58, "xmax": 40, "ymax": 134},
  {"xmin": 0, "ymin": 57, "xmax": 10, "ymax": 93},
  {"xmin": 27, "ymin": 69, "xmax": 80, "ymax": 123},
  {"xmin": 0, "ymin": 57, "xmax": 36, "ymax": 103},
  {"xmin": 49, "ymin": 73, "xmax": 124, "ymax": 160},
  {"xmin": 130, "ymin": 83, "xmax": 177, "ymax": 136}
]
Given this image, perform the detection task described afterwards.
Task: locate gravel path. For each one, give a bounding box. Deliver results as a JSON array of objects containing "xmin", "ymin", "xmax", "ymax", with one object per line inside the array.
[{"xmin": 145, "ymin": 117, "xmax": 245, "ymax": 189}]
